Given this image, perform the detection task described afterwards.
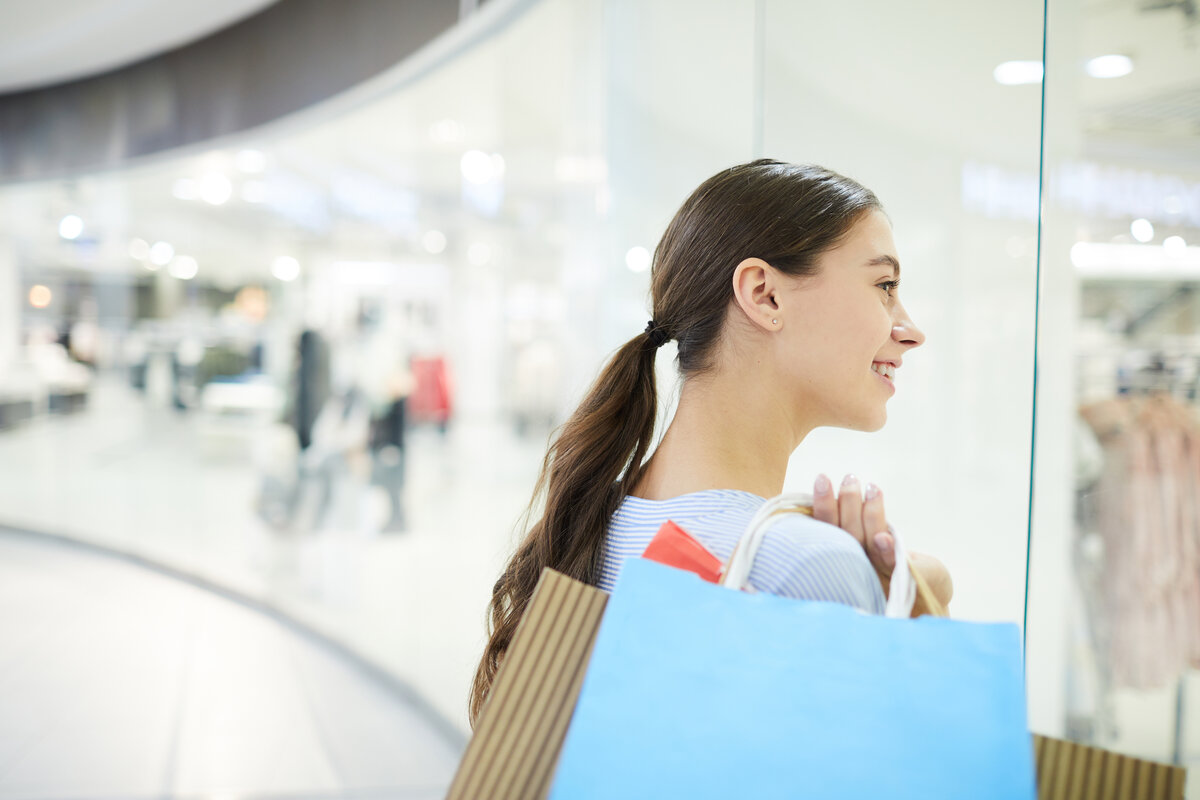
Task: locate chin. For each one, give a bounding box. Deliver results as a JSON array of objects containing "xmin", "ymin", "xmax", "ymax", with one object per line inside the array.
[{"xmin": 853, "ymin": 410, "xmax": 888, "ymax": 433}]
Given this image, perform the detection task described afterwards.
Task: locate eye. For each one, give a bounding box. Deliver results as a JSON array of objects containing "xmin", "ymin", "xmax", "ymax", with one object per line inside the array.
[{"xmin": 877, "ymin": 279, "xmax": 900, "ymax": 299}]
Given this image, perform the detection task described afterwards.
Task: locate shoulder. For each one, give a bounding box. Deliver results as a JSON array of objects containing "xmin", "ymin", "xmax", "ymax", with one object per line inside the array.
[{"xmin": 749, "ymin": 513, "xmax": 886, "ymax": 614}]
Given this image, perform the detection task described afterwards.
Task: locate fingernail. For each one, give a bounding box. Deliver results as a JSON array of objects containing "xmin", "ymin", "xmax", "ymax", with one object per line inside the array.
[
  {"xmin": 841, "ymin": 474, "xmax": 859, "ymax": 490},
  {"xmin": 864, "ymin": 482, "xmax": 879, "ymax": 500},
  {"xmin": 814, "ymin": 474, "xmax": 831, "ymax": 496},
  {"xmin": 874, "ymin": 532, "xmax": 892, "ymax": 554}
]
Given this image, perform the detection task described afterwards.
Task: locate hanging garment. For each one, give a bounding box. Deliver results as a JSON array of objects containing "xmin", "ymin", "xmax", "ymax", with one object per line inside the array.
[{"xmin": 1080, "ymin": 394, "xmax": 1200, "ymax": 689}]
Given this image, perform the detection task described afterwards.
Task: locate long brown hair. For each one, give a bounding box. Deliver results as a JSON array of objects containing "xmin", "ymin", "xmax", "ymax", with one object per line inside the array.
[{"xmin": 468, "ymin": 159, "xmax": 882, "ymax": 724}]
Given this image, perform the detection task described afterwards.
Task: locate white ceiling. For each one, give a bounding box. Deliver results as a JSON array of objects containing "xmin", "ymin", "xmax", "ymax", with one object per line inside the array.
[{"xmin": 0, "ymin": 0, "xmax": 278, "ymax": 93}]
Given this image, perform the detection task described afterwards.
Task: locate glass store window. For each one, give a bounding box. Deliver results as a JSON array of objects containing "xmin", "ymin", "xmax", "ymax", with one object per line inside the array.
[{"xmin": 1027, "ymin": 0, "xmax": 1200, "ymax": 783}]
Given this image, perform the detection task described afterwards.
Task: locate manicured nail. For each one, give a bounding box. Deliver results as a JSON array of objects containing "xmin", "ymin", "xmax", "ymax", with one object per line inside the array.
[
  {"xmin": 841, "ymin": 474, "xmax": 859, "ymax": 490},
  {"xmin": 814, "ymin": 474, "xmax": 832, "ymax": 496},
  {"xmin": 874, "ymin": 532, "xmax": 892, "ymax": 554},
  {"xmin": 864, "ymin": 483, "xmax": 879, "ymax": 500}
]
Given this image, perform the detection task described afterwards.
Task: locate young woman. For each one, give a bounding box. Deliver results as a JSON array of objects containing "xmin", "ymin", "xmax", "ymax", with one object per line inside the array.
[{"xmin": 469, "ymin": 159, "xmax": 952, "ymax": 724}]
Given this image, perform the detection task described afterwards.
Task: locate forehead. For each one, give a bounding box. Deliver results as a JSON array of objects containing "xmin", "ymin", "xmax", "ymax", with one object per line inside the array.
[
  {"xmin": 816, "ymin": 211, "xmax": 899, "ymax": 275},
  {"xmin": 842, "ymin": 211, "xmax": 896, "ymax": 256}
]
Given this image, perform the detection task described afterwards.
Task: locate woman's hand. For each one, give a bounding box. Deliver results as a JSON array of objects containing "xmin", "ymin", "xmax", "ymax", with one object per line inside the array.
[{"xmin": 811, "ymin": 474, "xmax": 953, "ymax": 611}]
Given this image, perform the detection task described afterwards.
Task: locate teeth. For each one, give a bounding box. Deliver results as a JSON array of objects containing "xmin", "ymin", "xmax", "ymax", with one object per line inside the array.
[{"xmin": 871, "ymin": 362, "xmax": 896, "ymax": 380}]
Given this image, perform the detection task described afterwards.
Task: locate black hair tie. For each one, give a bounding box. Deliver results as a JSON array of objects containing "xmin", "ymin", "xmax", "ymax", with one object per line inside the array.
[{"xmin": 644, "ymin": 320, "xmax": 670, "ymax": 349}]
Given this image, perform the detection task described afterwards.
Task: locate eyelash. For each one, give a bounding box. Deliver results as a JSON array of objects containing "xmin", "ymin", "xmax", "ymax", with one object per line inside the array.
[{"xmin": 877, "ymin": 279, "xmax": 900, "ymax": 298}]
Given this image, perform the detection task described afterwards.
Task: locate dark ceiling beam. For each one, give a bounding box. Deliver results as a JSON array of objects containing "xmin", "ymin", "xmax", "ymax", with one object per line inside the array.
[{"xmin": 0, "ymin": 0, "xmax": 464, "ymax": 183}]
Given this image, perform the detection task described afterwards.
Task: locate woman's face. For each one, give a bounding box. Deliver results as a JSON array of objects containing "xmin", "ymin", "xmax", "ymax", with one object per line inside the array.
[{"xmin": 773, "ymin": 209, "xmax": 925, "ymax": 433}]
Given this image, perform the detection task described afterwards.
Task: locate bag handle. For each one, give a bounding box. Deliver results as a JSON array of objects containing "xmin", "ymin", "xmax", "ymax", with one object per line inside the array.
[{"xmin": 719, "ymin": 492, "xmax": 938, "ymax": 619}]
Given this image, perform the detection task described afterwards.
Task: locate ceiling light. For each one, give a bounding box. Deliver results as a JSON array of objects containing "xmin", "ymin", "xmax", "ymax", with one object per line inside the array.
[
  {"xmin": 234, "ymin": 149, "xmax": 266, "ymax": 173},
  {"xmin": 422, "ymin": 230, "xmax": 447, "ymax": 254},
  {"xmin": 993, "ymin": 61, "xmax": 1043, "ymax": 86},
  {"xmin": 1130, "ymin": 218, "xmax": 1154, "ymax": 243},
  {"xmin": 169, "ymin": 255, "xmax": 199, "ymax": 280},
  {"xmin": 200, "ymin": 173, "xmax": 232, "ymax": 205},
  {"xmin": 625, "ymin": 246, "xmax": 651, "ymax": 273},
  {"xmin": 58, "ymin": 215, "xmax": 83, "ymax": 240},
  {"xmin": 28, "ymin": 285, "xmax": 52, "ymax": 309},
  {"xmin": 272, "ymin": 256, "xmax": 300, "ymax": 282},
  {"xmin": 1071, "ymin": 242, "xmax": 1200, "ymax": 278},
  {"xmin": 1085, "ymin": 55, "xmax": 1133, "ymax": 79},
  {"xmin": 172, "ymin": 178, "xmax": 198, "ymax": 200},
  {"xmin": 461, "ymin": 150, "xmax": 505, "ymax": 184},
  {"xmin": 128, "ymin": 238, "xmax": 150, "ymax": 260},
  {"xmin": 1163, "ymin": 236, "xmax": 1187, "ymax": 254},
  {"xmin": 149, "ymin": 241, "xmax": 175, "ymax": 266}
]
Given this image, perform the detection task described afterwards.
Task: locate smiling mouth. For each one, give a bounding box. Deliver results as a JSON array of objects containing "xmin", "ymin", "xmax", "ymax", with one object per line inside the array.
[{"xmin": 871, "ymin": 362, "xmax": 896, "ymax": 381}]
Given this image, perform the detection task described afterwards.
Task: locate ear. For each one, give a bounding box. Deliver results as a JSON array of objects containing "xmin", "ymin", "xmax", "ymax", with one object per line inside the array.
[{"xmin": 731, "ymin": 257, "xmax": 782, "ymax": 333}]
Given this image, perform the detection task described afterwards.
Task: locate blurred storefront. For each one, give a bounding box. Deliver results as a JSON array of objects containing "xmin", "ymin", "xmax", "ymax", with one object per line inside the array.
[{"xmin": 0, "ymin": 0, "xmax": 1196, "ymax": 785}]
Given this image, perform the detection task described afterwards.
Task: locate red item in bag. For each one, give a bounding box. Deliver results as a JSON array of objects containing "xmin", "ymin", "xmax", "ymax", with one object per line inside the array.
[{"xmin": 641, "ymin": 520, "xmax": 723, "ymax": 583}]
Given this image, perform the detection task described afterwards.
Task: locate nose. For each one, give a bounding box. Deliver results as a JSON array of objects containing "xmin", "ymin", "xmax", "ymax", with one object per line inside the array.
[{"xmin": 891, "ymin": 302, "xmax": 925, "ymax": 349}]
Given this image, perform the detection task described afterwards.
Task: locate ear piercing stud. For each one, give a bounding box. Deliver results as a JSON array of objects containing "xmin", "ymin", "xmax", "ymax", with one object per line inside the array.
[{"xmin": 772, "ymin": 319, "xmax": 778, "ymax": 325}]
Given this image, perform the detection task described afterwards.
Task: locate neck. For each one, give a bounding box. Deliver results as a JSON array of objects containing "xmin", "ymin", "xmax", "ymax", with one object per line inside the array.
[{"xmin": 632, "ymin": 368, "xmax": 811, "ymax": 501}]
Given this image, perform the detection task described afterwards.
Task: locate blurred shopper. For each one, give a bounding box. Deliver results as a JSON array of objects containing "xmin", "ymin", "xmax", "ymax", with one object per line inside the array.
[
  {"xmin": 292, "ymin": 387, "xmax": 372, "ymax": 533},
  {"xmin": 362, "ymin": 322, "xmax": 416, "ymax": 533},
  {"xmin": 291, "ymin": 329, "xmax": 331, "ymax": 451},
  {"xmin": 408, "ymin": 354, "xmax": 453, "ymax": 433},
  {"xmin": 471, "ymin": 160, "xmax": 951, "ymax": 723}
]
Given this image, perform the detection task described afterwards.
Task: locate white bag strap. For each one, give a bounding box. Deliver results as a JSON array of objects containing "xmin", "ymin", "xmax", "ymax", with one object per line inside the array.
[{"xmin": 719, "ymin": 491, "xmax": 916, "ymax": 619}]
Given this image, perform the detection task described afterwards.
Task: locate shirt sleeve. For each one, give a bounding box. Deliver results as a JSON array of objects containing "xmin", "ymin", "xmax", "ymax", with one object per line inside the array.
[{"xmin": 745, "ymin": 515, "xmax": 887, "ymax": 615}]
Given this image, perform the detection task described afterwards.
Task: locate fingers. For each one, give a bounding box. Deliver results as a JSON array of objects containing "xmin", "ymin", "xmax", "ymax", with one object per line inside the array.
[
  {"xmin": 813, "ymin": 473, "xmax": 896, "ymax": 576},
  {"xmin": 812, "ymin": 474, "xmax": 837, "ymax": 525},
  {"xmin": 836, "ymin": 474, "xmax": 865, "ymax": 547},
  {"xmin": 862, "ymin": 483, "xmax": 895, "ymax": 575}
]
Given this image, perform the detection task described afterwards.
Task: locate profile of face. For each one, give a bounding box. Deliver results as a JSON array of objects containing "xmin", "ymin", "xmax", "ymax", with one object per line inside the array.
[{"xmin": 768, "ymin": 209, "xmax": 926, "ymax": 433}]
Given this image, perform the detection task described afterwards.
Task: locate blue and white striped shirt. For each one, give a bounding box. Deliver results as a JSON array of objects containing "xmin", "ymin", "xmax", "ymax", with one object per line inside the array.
[{"xmin": 599, "ymin": 489, "xmax": 885, "ymax": 614}]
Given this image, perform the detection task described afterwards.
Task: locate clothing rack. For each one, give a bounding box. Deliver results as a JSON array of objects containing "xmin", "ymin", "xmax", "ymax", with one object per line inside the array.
[{"xmin": 1076, "ymin": 346, "xmax": 1200, "ymax": 404}]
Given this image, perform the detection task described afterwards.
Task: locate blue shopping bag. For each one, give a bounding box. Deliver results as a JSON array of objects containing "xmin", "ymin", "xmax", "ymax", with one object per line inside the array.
[{"xmin": 548, "ymin": 557, "xmax": 1035, "ymax": 799}]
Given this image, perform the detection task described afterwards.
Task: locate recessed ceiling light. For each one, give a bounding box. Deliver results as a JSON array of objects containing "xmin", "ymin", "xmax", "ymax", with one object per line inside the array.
[
  {"xmin": 272, "ymin": 256, "xmax": 300, "ymax": 281},
  {"xmin": 1085, "ymin": 55, "xmax": 1133, "ymax": 79},
  {"xmin": 58, "ymin": 215, "xmax": 83, "ymax": 240},
  {"xmin": 1131, "ymin": 218, "xmax": 1154, "ymax": 243},
  {"xmin": 200, "ymin": 173, "xmax": 232, "ymax": 205},
  {"xmin": 461, "ymin": 151, "xmax": 505, "ymax": 184},
  {"xmin": 993, "ymin": 61, "xmax": 1043, "ymax": 86},
  {"xmin": 625, "ymin": 246, "xmax": 651, "ymax": 273},
  {"xmin": 150, "ymin": 241, "xmax": 175, "ymax": 266},
  {"xmin": 169, "ymin": 255, "xmax": 199, "ymax": 280}
]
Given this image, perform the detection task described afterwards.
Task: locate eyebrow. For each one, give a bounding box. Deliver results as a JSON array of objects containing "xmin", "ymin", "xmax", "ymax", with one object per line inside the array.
[{"xmin": 865, "ymin": 255, "xmax": 900, "ymax": 279}]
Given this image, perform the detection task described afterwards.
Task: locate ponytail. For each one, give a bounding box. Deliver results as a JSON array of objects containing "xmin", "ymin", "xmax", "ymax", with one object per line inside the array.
[{"xmin": 468, "ymin": 329, "xmax": 663, "ymax": 725}]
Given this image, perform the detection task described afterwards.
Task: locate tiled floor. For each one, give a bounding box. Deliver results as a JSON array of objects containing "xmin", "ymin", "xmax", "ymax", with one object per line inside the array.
[
  {"xmin": 0, "ymin": 377, "xmax": 545, "ymax": 736},
  {"xmin": 0, "ymin": 529, "xmax": 461, "ymax": 800}
]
